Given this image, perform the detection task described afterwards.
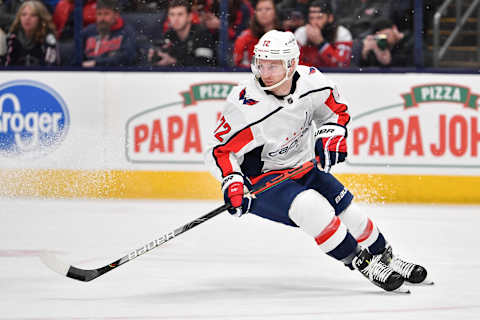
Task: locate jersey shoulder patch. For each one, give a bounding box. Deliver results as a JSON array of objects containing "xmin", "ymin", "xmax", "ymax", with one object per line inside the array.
[
  {"xmin": 227, "ymin": 78, "xmax": 264, "ymax": 107},
  {"xmin": 238, "ymin": 87, "xmax": 259, "ymax": 105},
  {"xmin": 298, "ymin": 65, "xmax": 331, "ymax": 87}
]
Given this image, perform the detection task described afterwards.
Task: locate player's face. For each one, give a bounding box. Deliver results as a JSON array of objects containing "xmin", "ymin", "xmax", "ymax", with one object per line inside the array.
[
  {"xmin": 168, "ymin": 6, "xmax": 191, "ymax": 32},
  {"xmin": 20, "ymin": 4, "xmax": 39, "ymax": 35},
  {"xmin": 256, "ymin": 59, "xmax": 286, "ymax": 86},
  {"xmin": 255, "ymin": 0, "xmax": 275, "ymax": 27}
]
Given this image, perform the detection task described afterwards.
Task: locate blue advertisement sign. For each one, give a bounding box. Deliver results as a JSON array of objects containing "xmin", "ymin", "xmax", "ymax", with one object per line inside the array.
[{"xmin": 0, "ymin": 80, "xmax": 70, "ymax": 158}]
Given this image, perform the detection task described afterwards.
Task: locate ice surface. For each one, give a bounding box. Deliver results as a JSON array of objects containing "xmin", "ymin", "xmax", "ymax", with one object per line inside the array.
[{"xmin": 1, "ymin": 198, "xmax": 479, "ymax": 319}]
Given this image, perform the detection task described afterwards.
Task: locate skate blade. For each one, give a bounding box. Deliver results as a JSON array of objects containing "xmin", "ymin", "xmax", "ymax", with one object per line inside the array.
[
  {"xmin": 406, "ymin": 278, "xmax": 434, "ymax": 286},
  {"xmin": 391, "ymin": 287, "xmax": 411, "ymax": 294}
]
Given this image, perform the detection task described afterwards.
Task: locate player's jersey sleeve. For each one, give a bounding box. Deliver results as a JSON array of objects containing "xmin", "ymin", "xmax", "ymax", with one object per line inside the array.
[
  {"xmin": 307, "ymin": 69, "xmax": 351, "ymax": 128},
  {"xmin": 204, "ymin": 91, "xmax": 265, "ymax": 181}
]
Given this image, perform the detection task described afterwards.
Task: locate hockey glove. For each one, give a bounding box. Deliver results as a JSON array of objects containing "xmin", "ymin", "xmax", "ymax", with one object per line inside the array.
[
  {"xmin": 314, "ymin": 123, "xmax": 347, "ymax": 173},
  {"xmin": 221, "ymin": 173, "xmax": 252, "ymax": 217}
]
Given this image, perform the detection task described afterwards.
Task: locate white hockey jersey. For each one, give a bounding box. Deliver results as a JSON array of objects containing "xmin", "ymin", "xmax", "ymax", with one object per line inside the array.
[{"xmin": 204, "ymin": 65, "xmax": 350, "ymax": 183}]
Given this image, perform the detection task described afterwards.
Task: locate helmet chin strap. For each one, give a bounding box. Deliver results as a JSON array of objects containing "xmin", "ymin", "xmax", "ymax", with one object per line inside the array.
[{"xmin": 258, "ymin": 74, "xmax": 290, "ymax": 91}]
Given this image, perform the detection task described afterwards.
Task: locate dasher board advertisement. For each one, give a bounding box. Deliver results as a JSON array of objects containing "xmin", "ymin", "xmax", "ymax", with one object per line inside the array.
[{"xmin": 114, "ymin": 72, "xmax": 480, "ymax": 176}]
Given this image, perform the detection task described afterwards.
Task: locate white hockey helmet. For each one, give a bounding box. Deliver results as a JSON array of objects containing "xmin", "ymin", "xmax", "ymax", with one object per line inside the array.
[{"xmin": 251, "ymin": 30, "xmax": 300, "ymax": 90}]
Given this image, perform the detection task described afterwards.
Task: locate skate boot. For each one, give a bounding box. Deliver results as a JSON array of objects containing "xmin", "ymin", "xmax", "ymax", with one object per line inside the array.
[
  {"xmin": 380, "ymin": 245, "xmax": 428, "ymax": 284},
  {"xmin": 353, "ymin": 248, "xmax": 404, "ymax": 292}
]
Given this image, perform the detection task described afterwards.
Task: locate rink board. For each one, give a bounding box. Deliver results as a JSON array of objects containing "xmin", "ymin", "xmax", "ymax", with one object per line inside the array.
[
  {"xmin": 0, "ymin": 71, "xmax": 479, "ymax": 203},
  {"xmin": 1, "ymin": 169, "xmax": 479, "ymax": 204}
]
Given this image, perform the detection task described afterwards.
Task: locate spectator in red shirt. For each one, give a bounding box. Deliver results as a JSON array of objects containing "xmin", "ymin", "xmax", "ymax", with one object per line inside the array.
[
  {"xmin": 294, "ymin": 0, "xmax": 352, "ymax": 68},
  {"xmin": 80, "ymin": 0, "xmax": 136, "ymax": 67},
  {"xmin": 232, "ymin": 0, "xmax": 281, "ymax": 68}
]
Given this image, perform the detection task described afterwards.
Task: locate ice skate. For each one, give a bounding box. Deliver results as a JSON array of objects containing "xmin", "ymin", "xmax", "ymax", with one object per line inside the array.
[
  {"xmin": 353, "ymin": 248, "xmax": 406, "ymax": 292},
  {"xmin": 380, "ymin": 245, "xmax": 430, "ymax": 284}
]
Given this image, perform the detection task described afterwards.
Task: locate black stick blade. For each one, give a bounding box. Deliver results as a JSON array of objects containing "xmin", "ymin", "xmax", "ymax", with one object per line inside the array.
[{"xmin": 67, "ymin": 266, "xmax": 100, "ymax": 282}]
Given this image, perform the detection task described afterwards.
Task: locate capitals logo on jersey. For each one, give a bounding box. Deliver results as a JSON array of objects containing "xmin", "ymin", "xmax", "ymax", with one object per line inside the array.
[{"xmin": 239, "ymin": 88, "xmax": 259, "ymax": 105}]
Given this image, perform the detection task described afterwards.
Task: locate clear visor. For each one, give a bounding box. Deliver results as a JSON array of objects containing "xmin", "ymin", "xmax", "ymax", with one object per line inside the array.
[{"xmin": 251, "ymin": 58, "xmax": 287, "ymax": 78}]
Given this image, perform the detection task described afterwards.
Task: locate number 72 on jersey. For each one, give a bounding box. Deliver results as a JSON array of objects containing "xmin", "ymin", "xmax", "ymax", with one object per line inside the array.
[{"xmin": 214, "ymin": 116, "xmax": 231, "ymax": 142}]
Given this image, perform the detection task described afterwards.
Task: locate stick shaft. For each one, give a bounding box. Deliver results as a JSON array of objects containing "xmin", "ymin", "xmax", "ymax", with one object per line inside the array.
[
  {"xmin": 113, "ymin": 160, "xmax": 315, "ymax": 270},
  {"xmin": 67, "ymin": 204, "xmax": 230, "ymax": 281},
  {"xmin": 51, "ymin": 160, "xmax": 316, "ymax": 282}
]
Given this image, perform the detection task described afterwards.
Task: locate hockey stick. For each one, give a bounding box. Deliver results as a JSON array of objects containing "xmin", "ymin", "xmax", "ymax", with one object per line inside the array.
[{"xmin": 40, "ymin": 160, "xmax": 315, "ymax": 282}]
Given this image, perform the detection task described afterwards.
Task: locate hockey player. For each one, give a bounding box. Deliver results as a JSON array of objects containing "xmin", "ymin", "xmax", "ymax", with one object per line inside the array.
[{"xmin": 204, "ymin": 29, "xmax": 428, "ymax": 292}]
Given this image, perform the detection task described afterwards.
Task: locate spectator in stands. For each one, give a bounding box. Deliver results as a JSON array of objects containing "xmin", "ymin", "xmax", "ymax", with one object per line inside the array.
[
  {"xmin": 53, "ymin": 0, "xmax": 96, "ymax": 41},
  {"xmin": 148, "ymin": 0, "xmax": 216, "ymax": 67},
  {"xmin": 79, "ymin": 0, "xmax": 136, "ymax": 67},
  {"xmin": 294, "ymin": 0, "xmax": 352, "ymax": 68},
  {"xmin": 2, "ymin": 0, "xmax": 58, "ymax": 66},
  {"xmin": 233, "ymin": 0, "xmax": 281, "ymax": 68},
  {"xmin": 351, "ymin": 18, "xmax": 414, "ymax": 68}
]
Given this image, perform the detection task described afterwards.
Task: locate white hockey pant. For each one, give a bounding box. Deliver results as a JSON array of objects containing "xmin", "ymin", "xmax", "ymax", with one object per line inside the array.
[
  {"xmin": 288, "ymin": 189, "xmax": 351, "ymax": 254},
  {"xmin": 338, "ymin": 203, "xmax": 381, "ymax": 248}
]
